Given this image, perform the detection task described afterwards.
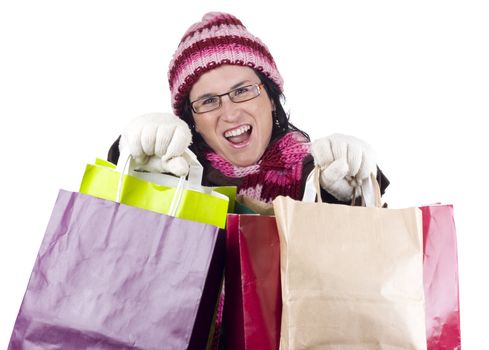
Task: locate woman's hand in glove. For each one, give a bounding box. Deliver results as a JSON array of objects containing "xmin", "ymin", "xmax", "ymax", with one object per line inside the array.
[
  {"xmin": 311, "ymin": 133, "xmax": 377, "ymax": 201},
  {"xmin": 120, "ymin": 112, "xmax": 192, "ymax": 176}
]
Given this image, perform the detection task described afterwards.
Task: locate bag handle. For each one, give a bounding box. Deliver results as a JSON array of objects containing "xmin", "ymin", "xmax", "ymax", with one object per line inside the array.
[
  {"xmin": 115, "ymin": 148, "xmax": 204, "ymax": 187},
  {"xmin": 115, "ymin": 149, "xmax": 204, "ymax": 216},
  {"xmin": 302, "ymin": 166, "xmax": 382, "ymax": 208}
]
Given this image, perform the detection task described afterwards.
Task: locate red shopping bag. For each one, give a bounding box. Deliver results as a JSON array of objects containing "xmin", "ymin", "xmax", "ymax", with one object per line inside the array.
[
  {"xmin": 223, "ymin": 214, "xmax": 281, "ymax": 350},
  {"xmin": 421, "ymin": 204, "xmax": 462, "ymax": 349}
]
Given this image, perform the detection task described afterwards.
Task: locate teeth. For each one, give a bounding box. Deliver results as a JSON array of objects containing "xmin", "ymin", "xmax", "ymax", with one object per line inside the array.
[{"xmin": 224, "ymin": 125, "xmax": 251, "ymax": 138}]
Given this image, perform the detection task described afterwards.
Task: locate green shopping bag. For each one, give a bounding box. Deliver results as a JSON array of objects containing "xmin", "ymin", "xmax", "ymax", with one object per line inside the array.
[{"xmin": 80, "ymin": 150, "xmax": 235, "ymax": 228}]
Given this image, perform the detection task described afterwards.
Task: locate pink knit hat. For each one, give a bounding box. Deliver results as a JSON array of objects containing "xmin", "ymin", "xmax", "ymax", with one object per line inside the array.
[{"xmin": 168, "ymin": 12, "xmax": 284, "ymax": 117}]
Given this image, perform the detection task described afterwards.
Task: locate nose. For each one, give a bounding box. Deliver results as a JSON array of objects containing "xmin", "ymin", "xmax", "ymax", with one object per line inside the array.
[{"xmin": 219, "ymin": 95, "xmax": 240, "ymax": 122}]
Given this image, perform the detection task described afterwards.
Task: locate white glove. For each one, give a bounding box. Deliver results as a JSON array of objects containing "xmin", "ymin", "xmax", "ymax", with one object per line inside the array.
[
  {"xmin": 120, "ymin": 112, "xmax": 192, "ymax": 176},
  {"xmin": 311, "ymin": 133, "xmax": 377, "ymax": 201}
]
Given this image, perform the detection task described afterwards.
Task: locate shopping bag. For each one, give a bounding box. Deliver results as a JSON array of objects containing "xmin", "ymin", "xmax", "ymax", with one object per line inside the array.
[
  {"xmin": 223, "ymin": 214, "xmax": 281, "ymax": 350},
  {"xmin": 273, "ymin": 169, "xmax": 427, "ymax": 349},
  {"xmin": 80, "ymin": 149, "xmax": 234, "ymax": 228},
  {"xmin": 421, "ymin": 204, "xmax": 462, "ymax": 349},
  {"xmin": 9, "ymin": 188, "xmax": 225, "ymax": 349}
]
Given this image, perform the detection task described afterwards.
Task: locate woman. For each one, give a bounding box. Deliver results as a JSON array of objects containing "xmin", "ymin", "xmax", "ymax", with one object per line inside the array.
[
  {"xmin": 108, "ymin": 11, "xmax": 388, "ymax": 205},
  {"xmin": 107, "ymin": 12, "xmax": 389, "ymax": 348}
]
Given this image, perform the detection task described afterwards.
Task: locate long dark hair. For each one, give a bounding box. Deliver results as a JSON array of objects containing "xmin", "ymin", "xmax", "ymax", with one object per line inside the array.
[{"xmin": 180, "ymin": 69, "xmax": 309, "ymax": 165}]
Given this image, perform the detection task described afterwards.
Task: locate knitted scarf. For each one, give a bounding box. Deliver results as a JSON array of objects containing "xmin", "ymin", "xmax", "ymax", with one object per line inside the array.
[{"xmin": 205, "ymin": 132, "xmax": 311, "ymax": 203}]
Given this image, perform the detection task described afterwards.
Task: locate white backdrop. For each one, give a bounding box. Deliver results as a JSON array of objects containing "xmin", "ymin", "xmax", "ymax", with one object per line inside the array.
[{"xmin": 1, "ymin": 0, "xmax": 488, "ymax": 348}]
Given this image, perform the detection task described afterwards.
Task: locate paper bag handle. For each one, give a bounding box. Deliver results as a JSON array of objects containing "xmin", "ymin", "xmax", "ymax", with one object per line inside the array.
[
  {"xmin": 115, "ymin": 148, "xmax": 203, "ymax": 216},
  {"xmin": 115, "ymin": 148, "xmax": 203, "ymax": 186},
  {"xmin": 302, "ymin": 166, "xmax": 382, "ymax": 208}
]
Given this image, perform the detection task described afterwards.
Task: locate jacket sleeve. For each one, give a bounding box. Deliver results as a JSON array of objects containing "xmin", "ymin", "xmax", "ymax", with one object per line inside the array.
[{"xmin": 107, "ymin": 136, "xmax": 121, "ymax": 165}]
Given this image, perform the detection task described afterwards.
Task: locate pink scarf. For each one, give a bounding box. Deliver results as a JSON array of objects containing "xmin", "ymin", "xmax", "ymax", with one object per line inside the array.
[{"xmin": 206, "ymin": 132, "xmax": 311, "ymax": 203}]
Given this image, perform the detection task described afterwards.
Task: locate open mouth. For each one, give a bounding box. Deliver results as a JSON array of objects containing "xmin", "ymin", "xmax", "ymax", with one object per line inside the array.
[{"xmin": 224, "ymin": 124, "xmax": 252, "ymax": 145}]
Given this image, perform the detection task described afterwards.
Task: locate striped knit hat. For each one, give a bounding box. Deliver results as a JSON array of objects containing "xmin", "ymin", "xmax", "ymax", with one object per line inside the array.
[{"xmin": 168, "ymin": 12, "xmax": 284, "ymax": 117}]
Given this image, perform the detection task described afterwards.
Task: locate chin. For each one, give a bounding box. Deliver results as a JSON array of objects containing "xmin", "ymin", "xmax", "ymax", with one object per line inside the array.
[
  {"xmin": 227, "ymin": 153, "xmax": 260, "ymax": 167},
  {"xmin": 229, "ymin": 159, "xmax": 255, "ymax": 167}
]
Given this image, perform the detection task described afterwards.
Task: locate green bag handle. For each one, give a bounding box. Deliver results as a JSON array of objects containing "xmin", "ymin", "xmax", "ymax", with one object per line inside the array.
[{"xmin": 115, "ymin": 148, "xmax": 229, "ymax": 216}]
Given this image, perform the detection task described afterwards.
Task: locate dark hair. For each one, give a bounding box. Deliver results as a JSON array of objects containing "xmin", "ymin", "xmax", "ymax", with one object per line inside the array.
[{"xmin": 180, "ymin": 69, "xmax": 310, "ymax": 165}]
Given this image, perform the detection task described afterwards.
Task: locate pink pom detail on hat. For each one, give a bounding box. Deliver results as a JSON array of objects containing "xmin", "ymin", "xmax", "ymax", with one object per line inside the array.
[{"xmin": 168, "ymin": 12, "xmax": 284, "ymax": 117}]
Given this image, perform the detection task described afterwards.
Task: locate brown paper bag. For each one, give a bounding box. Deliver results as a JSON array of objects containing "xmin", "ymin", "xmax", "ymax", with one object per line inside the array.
[{"xmin": 273, "ymin": 172, "xmax": 427, "ymax": 349}]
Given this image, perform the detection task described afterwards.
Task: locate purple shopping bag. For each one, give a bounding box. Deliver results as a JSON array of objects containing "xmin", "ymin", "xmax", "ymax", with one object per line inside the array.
[{"xmin": 8, "ymin": 190, "xmax": 224, "ymax": 350}]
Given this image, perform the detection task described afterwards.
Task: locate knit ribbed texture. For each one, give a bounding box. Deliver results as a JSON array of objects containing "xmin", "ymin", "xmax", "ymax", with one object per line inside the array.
[
  {"xmin": 206, "ymin": 132, "xmax": 311, "ymax": 203},
  {"xmin": 168, "ymin": 12, "xmax": 284, "ymax": 117}
]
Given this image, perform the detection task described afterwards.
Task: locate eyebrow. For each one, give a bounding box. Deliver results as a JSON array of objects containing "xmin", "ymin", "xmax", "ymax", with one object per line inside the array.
[{"xmin": 193, "ymin": 80, "xmax": 252, "ymax": 100}]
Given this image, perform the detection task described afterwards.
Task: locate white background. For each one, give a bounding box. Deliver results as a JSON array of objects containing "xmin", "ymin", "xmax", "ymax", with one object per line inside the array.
[{"xmin": 1, "ymin": 0, "xmax": 488, "ymax": 348}]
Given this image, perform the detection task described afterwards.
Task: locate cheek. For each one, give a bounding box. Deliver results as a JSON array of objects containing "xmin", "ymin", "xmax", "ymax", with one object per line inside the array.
[
  {"xmin": 194, "ymin": 117, "xmax": 215, "ymax": 140},
  {"xmin": 193, "ymin": 116, "xmax": 205, "ymax": 133},
  {"xmin": 263, "ymin": 115, "xmax": 273, "ymax": 139},
  {"xmin": 256, "ymin": 102, "xmax": 274, "ymax": 132}
]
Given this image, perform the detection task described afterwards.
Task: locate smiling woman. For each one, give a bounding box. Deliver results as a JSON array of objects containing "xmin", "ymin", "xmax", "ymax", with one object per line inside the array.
[
  {"xmin": 108, "ymin": 11, "xmax": 389, "ymax": 204},
  {"xmin": 1, "ymin": 2, "xmax": 487, "ymax": 347}
]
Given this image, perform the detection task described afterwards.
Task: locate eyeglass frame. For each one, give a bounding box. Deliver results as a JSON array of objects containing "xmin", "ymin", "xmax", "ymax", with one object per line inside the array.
[{"xmin": 190, "ymin": 83, "xmax": 264, "ymax": 114}]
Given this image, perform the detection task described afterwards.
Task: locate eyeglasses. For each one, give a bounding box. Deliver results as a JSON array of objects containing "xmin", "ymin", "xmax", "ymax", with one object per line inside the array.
[{"xmin": 190, "ymin": 83, "xmax": 264, "ymax": 114}]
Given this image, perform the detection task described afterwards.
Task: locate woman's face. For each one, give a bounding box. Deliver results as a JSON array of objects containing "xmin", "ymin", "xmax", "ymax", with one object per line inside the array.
[{"xmin": 189, "ymin": 65, "xmax": 274, "ymax": 167}]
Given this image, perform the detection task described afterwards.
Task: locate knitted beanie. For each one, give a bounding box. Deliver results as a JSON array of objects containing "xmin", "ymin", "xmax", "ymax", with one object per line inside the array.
[{"xmin": 168, "ymin": 12, "xmax": 284, "ymax": 117}]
